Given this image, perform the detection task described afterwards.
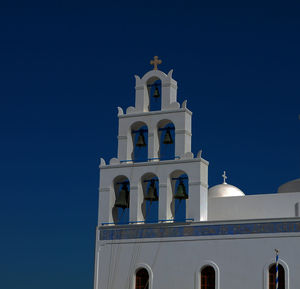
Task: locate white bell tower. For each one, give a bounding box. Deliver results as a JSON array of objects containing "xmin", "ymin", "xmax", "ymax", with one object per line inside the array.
[
  {"xmin": 97, "ymin": 57, "xmax": 208, "ymax": 227},
  {"xmin": 94, "ymin": 57, "xmax": 208, "ymax": 289}
]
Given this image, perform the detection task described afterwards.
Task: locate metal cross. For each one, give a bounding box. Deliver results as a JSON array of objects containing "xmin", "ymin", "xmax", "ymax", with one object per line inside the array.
[
  {"xmin": 150, "ymin": 56, "xmax": 162, "ymax": 70},
  {"xmin": 222, "ymin": 171, "xmax": 227, "ymax": 184}
]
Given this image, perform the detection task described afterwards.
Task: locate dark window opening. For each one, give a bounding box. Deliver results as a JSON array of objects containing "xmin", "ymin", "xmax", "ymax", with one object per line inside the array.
[
  {"xmin": 269, "ymin": 264, "xmax": 285, "ymax": 289},
  {"xmin": 201, "ymin": 266, "xmax": 215, "ymax": 289},
  {"xmin": 136, "ymin": 268, "xmax": 149, "ymax": 289}
]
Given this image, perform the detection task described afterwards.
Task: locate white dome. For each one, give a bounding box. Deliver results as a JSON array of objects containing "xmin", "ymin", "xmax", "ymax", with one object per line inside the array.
[
  {"xmin": 278, "ymin": 178, "xmax": 300, "ymax": 194},
  {"xmin": 208, "ymin": 171, "xmax": 245, "ymax": 198},
  {"xmin": 209, "ymin": 183, "xmax": 245, "ymax": 198}
]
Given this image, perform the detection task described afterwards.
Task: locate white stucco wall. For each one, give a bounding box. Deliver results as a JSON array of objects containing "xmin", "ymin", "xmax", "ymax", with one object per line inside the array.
[
  {"xmin": 208, "ymin": 192, "xmax": 300, "ymax": 221},
  {"xmin": 94, "ymin": 219, "xmax": 300, "ymax": 289}
]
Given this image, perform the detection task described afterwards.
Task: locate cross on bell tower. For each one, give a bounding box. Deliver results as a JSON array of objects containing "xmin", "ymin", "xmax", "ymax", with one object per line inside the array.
[{"xmin": 150, "ymin": 56, "xmax": 162, "ymax": 70}]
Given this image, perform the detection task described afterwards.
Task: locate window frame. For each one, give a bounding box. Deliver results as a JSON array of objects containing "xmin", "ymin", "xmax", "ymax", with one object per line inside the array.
[
  {"xmin": 196, "ymin": 261, "xmax": 220, "ymax": 289},
  {"xmin": 132, "ymin": 264, "xmax": 153, "ymax": 289}
]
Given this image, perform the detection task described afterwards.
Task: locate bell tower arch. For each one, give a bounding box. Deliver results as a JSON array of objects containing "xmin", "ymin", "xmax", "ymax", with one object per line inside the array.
[{"xmin": 134, "ymin": 68, "xmax": 178, "ymax": 113}]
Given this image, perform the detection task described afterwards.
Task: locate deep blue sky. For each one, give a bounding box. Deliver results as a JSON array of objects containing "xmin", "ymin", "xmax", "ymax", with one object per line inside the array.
[{"xmin": 0, "ymin": 1, "xmax": 299, "ymax": 288}]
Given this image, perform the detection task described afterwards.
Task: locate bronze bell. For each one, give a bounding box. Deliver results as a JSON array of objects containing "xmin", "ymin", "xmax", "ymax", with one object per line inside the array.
[
  {"xmin": 174, "ymin": 180, "xmax": 188, "ymax": 200},
  {"xmin": 153, "ymin": 86, "xmax": 160, "ymax": 98},
  {"xmin": 145, "ymin": 180, "xmax": 158, "ymax": 202},
  {"xmin": 136, "ymin": 131, "xmax": 146, "ymax": 147},
  {"xmin": 163, "ymin": 127, "xmax": 173, "ymax": 144},
  {"xmin": 114, "ymin": 183, "xmax": 129, "ymax": 209}
]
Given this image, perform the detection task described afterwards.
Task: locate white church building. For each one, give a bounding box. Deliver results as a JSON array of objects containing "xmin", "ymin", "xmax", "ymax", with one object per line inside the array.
[{"xmin": 94, "ymin": 57, "xmax": 300, "ymax": 289}]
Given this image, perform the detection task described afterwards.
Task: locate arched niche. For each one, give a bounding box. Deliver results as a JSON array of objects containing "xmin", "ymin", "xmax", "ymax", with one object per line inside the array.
[
  {"xmin": 146, "ymin": 76, "xmax": 162, "ymax": 111},
  {"xmin": 112, "ymin": 175, "xmax": 130, "ymax": 224},
  {"xmin": 157, "ymin": 119, "xmax": 175, "ymax": 161},
  {"xmin": 132, "ymin": 263, "xmax": 153, "ymax": 289},
  {"xmin": 195, "ymin": 262, "xmax": 220, "ymax": 289},
  {"xmin": 264, "ymin": 259, "xmax": 289, "ymax": 289},
  {"xmin": 169, "ymin": 170, "xmax": 189, "ymax": 222},
  {"xmin": 135, "ymin": 69, "xmax": 177, "ymax": 113},
  {"xmin": 131, "ymin": 121, "xmax": 148, "ymax": 163},
  {"xmin": 141, "ymin": 172, "xmax": 159, "ymax": 223}
]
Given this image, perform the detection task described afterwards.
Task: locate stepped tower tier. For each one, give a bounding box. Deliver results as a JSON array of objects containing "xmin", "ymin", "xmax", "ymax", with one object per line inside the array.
[
  {"xmin": 117, "ymin": 68, "xmax": 192, "ymax": 162},
  {"xmin": 98, "ymin": 58, "xmax": 209, "ymax": 226}
]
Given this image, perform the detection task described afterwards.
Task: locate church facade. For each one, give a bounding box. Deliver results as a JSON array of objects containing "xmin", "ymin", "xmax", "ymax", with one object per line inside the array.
[{"xmin": 94, "ymin": 58, "xmax": 300, "ymax": 289}]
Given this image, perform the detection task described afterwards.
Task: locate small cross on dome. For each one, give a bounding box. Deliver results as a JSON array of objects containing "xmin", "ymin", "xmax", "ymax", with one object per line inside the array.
[
  {"xmin": 150, "ymin": 56, "xmax": 162, "ymax": 70},
  {"xmin": 222, "ymin": 171, "xmax": 227, "ymax": 184}
]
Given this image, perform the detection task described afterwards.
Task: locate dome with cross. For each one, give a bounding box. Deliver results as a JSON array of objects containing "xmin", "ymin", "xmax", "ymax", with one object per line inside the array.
[{"xmin": 208, "ymin": 171, "xmax": 245, "ymax": 198}]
